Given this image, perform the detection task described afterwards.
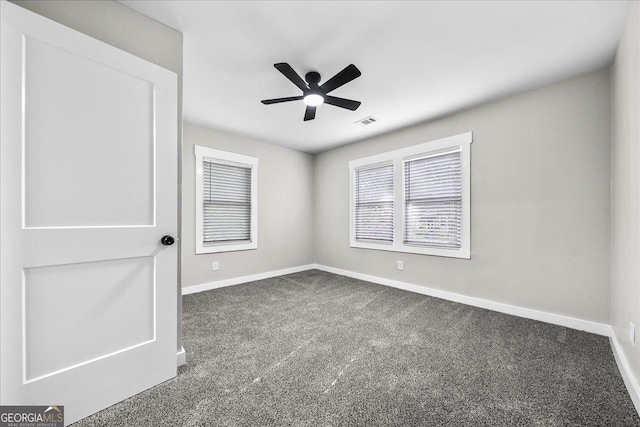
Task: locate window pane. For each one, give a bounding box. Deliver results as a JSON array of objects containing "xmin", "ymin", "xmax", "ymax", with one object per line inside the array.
[
  {"xmin": 404, "ymin": 151, "xmax": 462, "ymax": 249},
  {"xmin": 355, "ymin": 164, "xmax": 394, "ymax": 243},
  {"xmin": 203, "ymin": 160, "xmax": 252, "ymax": 244}
]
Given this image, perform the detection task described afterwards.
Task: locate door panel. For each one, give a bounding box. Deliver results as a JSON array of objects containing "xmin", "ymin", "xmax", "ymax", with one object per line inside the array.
[
  {"xmin": 24, "ymin": 256, "xmax": 155, "ymax": 382},
  {"xmin": 24, "ymin": 36, "xmax": 155, "ymax": 228},
  {"xmin": 1, "ymin": 3, "xmax": 178, "ymax": 425}
]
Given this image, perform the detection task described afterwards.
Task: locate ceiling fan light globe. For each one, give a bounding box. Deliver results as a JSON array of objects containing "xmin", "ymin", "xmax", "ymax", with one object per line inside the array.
[{"xmin": 303, "ymin": 94, "xmax": 324, "ymax": 107}]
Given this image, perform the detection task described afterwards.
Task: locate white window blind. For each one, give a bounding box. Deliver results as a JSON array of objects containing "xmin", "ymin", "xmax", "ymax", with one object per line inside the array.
[
  {"xmin": 404, "ymin": 150, "xmax": 462, "ymax": 249},
  {"xmin": 354, "ymin": 163, "xmax": 394, "ymax": 243},
  {"xmin": 203, "ymin": 160, "xmax": 252, "ymax": 245}
]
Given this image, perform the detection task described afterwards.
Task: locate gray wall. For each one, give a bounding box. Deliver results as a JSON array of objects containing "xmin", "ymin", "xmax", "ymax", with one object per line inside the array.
[
  {"xmin": 611, "ymin": 1, "xmax": 640, "ymax": 390},
  {"xmin": 12, "ymin": 0, "xmax": 185, "ymax": 352},
  {"xmin": 315, "ymin": 69, "xmax": 611, "ymax": 324},
  {"xmin": 182, "ymin": 122, "xmax": 315, "ymax": 289}
]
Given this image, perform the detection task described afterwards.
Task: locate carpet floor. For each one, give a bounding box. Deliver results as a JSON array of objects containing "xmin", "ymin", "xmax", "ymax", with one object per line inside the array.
[{"xmin": 74, "ymin": 270, "xmax": 639, "ymax": 426}]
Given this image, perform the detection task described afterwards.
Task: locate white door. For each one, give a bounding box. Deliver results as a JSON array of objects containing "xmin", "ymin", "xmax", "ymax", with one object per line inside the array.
[{"xmin": 0, "ymin": 2, "xmax": 178, "ymax": 425}]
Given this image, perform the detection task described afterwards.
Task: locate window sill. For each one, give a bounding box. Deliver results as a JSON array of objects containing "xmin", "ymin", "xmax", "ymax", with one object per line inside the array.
[
  {"xmin": 196, "ymin": 241, "xmax": 257, "ymax": 254},
  {"xmin": 350, "ymin": 240, "xmax": 470, "ymax": 259}
]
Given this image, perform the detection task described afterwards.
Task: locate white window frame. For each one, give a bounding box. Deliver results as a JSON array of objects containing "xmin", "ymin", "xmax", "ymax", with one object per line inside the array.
[
  {"xmin": 349, "ymin": 132, "xmax": 472, "ymax": 259},
  {"xmin": 195, "ymin": 145, "xmax": 258, "ymax": 254}
]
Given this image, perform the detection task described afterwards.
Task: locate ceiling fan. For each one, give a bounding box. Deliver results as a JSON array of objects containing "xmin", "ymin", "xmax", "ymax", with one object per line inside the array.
[{"xmin": 261, "ymin": 63, "xmax": 362, "ymax": 121}]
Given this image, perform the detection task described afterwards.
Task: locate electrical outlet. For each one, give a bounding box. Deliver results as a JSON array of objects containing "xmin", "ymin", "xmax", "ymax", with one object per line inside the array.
[
  {"xmin": 397, "ymin": 261, "xmax": 404, "ymax": 270},
  {"xmin": 212, "ymin": 261, "xmax": 219, "ymax": 271},
  {"xmin": 630, "ymin": 322, "xmax": 636, "ymax": 345}
]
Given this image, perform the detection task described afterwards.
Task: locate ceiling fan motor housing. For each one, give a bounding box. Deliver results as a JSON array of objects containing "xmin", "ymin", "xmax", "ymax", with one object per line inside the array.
[{"xmin": 305, "ymin": 71, "xmax": 321, "ymax": 88}]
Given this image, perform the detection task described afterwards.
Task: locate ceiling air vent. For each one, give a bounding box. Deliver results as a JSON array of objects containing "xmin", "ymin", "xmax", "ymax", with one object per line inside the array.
[{"xmin": 355, "ymin": 116, "xmax": 378, "ymax": 126}]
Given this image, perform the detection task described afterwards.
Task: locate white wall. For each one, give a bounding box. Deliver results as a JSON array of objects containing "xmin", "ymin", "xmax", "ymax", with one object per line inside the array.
[
  {"xmin": 315, "ymin": 69, "xmax": 612, "ymax": 325},
  {"xmin": 611, "ymin": 0, "xmax": 640, "ymax": 392},
  {"xmin": 181, "ymin": 122, "xmax": 315, "ymax": 290}
]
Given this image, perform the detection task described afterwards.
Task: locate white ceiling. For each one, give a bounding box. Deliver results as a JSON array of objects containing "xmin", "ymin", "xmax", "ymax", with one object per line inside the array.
[{"xmin": 120, "ymin": 1, "xmax": 629, "ymax": 154}]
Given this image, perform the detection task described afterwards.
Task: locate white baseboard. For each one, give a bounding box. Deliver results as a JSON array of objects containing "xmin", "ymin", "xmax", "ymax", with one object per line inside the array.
[
  {"xmin": 177, "ymin": 346, "xmax": 186, "ymax": 367},
  {"xmin": 182, "ymin": 264, "xmax": 316, "ymax": 295},
  {"xmin": 312, "ymin": 264, "xmax": 610, "ymax": 336},
  {"xmin": 610, "ymin": 333, "xmax": 640, "ymax": 414}
]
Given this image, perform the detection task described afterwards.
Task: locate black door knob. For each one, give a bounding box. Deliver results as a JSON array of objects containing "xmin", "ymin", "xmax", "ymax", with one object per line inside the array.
[{"xmin": 161, "ymin": 235, "xmax": 175, "ymax": 246}]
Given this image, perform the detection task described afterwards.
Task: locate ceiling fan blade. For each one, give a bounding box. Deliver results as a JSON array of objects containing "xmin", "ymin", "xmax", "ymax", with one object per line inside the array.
[
  {"xmin": 324, "ymin": 95, "xmax": 361, "ymax": 111},
  {"xmin": 320, "ymin": 64, "xmax": 361, "ymax": 94},
  {"xmin": 304, "ymin": 106, "xmax": 316, "ymax": 121},
  {"xmin": 274, "ymin": 63, "xmax": 309, "ymax": 92},
  {"xmin": 261, "ymin": 96, "xmax": 304, "ymax": 105}
]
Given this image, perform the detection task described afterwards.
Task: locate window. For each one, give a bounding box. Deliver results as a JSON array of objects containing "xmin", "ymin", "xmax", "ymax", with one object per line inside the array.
[
  {"xmin": 195, "ymin": 146, "xmax": 258, "ymax": 254},
  {"xmin": 354, "ymin": 163, "xmax": 394, "ymax": 244},
  {"xmin": 349, "ymin": 132, "xmax": 471, "ymax": 259},
  {"xmin": 404, "ymin": 150, "xmax": 462, "ymax": 249}
]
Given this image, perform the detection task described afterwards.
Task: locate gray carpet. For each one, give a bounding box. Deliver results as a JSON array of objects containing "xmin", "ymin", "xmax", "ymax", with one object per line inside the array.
[{"xmin": 75, "ymin": 270, "xmax": 639, "ymax": 426}]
